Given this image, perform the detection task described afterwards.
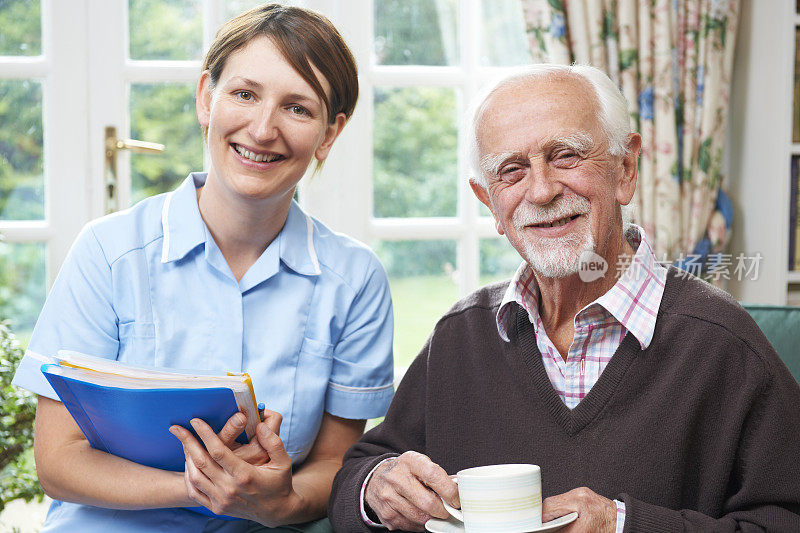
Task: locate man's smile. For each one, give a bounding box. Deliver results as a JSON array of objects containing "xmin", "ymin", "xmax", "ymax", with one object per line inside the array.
[{"xmin": 530, "ymin": 214, "xmax": 582, "ymax": 228}]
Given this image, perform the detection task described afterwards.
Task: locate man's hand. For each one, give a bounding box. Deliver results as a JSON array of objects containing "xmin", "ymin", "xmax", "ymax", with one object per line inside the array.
[
  {"xmin": 542, "ymin": 487, "xmax": 617, "ymax": 533},
  {"xmin": 364, "ymin": 451, "xmax": 459, "ymax": 531}
]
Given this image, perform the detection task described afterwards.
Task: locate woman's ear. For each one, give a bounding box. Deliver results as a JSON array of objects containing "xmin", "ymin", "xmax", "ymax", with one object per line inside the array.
[
  {"xmin": 196, "ymin": 70, "xmax": 213, "ymax": 128},
  {"xmin": 315, "ymin": 113, "xmax": 347, "ymax": 161}
]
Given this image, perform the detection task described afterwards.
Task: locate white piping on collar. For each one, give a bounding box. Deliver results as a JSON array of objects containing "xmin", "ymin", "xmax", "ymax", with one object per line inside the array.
[
  {"xmin": 305, "ymin": 214, "xmax": 322, "ymax": 275},
  {"xmin": 160, "ymin": 190, "xmax": 174, "ymax": 263},
  {"xmin": 23, "ymin": 349, "xmax": 54, "ymax": 364}
]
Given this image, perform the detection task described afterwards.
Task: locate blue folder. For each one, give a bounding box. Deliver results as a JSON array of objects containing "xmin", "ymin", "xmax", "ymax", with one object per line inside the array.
[{"xmin": 42, "ymin": 363, "xmax": 247, "ymax": 520}]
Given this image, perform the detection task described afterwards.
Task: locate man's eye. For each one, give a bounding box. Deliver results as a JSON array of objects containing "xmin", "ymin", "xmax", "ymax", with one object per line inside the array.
[
  {"xmin": 288, "ymin": 105, "xmax": 311, "ymax": 117},
  {"xmin": 499, "ymin": 166, "xmax": 525, "ymax": 181},
  {"xmin": 553, "ymin": 152, "xmax": 580, "ymax": 166},
  {"xmin": 235, "ymin": 91, "xmax": 253, "ymax": 101}
]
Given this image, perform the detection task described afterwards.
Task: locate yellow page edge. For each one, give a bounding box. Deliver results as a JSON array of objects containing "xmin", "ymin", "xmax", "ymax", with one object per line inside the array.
[{"xmin": 228, "ymin": 371, "xmax": 261, "ymax": 423}]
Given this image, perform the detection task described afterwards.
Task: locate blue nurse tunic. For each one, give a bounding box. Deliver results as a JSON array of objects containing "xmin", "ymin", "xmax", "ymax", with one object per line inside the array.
[{"xmin": 12, "ymin": 173, "xmax": 395, "ymax": 532}]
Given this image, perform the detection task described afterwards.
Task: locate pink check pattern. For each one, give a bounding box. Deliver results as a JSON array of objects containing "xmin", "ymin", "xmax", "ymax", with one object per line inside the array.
[
  {"xmin": 495, "ymin": 225, "xmax": 667, "ymax": 533},
  {"xmin": 496, "ymin": 225, "xmax": 667, "ymax": 406}
]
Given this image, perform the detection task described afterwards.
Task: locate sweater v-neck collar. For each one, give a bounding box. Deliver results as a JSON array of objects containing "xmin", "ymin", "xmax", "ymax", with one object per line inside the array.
[{"xmin": 514, "ymin": 304, "xmax": 644, "ymax": 436}]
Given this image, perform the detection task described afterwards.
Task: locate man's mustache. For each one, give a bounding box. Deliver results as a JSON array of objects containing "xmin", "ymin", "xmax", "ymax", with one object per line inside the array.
[{"xmin": 512, "ymin": 196, "xmax": 591, "ymax": 228}]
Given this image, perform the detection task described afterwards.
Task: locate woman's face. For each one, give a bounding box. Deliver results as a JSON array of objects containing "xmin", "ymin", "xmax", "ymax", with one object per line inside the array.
[{"xmin": 196, "ymin": 35, "xmax": 345, "ymax": 203}]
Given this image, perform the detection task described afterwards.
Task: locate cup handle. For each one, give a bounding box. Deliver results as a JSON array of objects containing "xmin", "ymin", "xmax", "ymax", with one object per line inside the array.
[
  {"xmin": 440, "ymin": 477, "xmax": 463, "ymax": 521},
  {"xmin": 441, "ymin": 498, "xmax": 463, "ymax": 522}
]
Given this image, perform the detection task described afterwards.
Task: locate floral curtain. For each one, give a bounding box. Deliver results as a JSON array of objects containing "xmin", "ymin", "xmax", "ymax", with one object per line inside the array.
[{"xmin": 520, "ymin": 0, "xmax": 739, "ymax": 268}]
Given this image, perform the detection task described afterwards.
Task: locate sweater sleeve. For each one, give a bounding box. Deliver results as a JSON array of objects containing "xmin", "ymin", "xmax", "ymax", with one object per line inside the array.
[
  {"xmin": 619, "ymin": 357, "xmax": 800, "ymax": 533},
  {"xmin": 328, "ymin": 343, "xmax": 432, "ymax": 532}
]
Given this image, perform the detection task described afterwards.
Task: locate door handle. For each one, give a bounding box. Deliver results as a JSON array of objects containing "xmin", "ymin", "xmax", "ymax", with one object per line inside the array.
[{"xmin": 104, "ymin": 126, "xmax": 165, "ymax": 213}]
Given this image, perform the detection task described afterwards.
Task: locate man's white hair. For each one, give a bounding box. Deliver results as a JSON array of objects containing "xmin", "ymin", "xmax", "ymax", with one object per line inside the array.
[{"xmin": 467, "ymin": 64, "xmax": 632, "ymax": 188}]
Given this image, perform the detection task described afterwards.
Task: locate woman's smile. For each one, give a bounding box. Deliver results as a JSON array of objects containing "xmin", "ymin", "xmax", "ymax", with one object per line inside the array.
[{"xmin": 232, "ymin": 143, "xmax": 285, "ymax": 164}]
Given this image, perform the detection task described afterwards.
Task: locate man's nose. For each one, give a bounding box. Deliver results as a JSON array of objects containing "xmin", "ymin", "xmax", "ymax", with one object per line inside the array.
[
  {"xmin": 524, "ymin": 159, "xmax": 562, "ymax": 205},
  {"xmin": 249, "ymin": 105, "xmax": 280, "ymax": 143}
]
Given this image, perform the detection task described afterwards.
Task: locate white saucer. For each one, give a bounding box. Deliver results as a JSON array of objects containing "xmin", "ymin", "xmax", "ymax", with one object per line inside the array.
[{"xmin": 425, "ymin": 512, "xmax": 578, "ymax": 533}]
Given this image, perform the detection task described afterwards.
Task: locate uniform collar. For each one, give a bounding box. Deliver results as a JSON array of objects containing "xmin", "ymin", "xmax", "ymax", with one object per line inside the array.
[
  {"xmin": 160, "ymin": 173, "xmax": 321, "ymax": 278},
  {"xmin": 160, "ymin": 173, "xmax": 207, "ymax": 263},
  {"xmin": 279, "ymin": 200, "xmax": 322, "ymax": 277}
]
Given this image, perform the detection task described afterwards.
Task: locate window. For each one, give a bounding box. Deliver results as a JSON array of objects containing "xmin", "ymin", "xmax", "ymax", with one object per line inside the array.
[
  {"xmin": 304, "ymin": 0, "xmax": 530, "ymax": 368},
  {"xmin": 0, "ymin": 0, "xmax": 87, "ymax": 344},
  {"xmin": 0, "ymin": 0, "xmax": 530, "ymax": 366}
]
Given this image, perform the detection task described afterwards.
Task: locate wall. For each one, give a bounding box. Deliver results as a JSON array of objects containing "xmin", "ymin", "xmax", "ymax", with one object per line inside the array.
[{"xmin": 727, "ymin": 0, "xmax": 793, "ymax": 303}]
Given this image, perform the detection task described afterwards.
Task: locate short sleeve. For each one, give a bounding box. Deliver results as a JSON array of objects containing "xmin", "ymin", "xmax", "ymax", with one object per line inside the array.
[
  {"xmin": 12, "ymin": 224, "xmax": 118, "ymax": 399},
  {"xmin": 326, "ymin": 254, "xmax": 394, "ymax": 420}
]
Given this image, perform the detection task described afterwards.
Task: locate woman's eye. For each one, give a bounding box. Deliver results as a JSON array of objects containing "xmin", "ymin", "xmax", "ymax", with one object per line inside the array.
[
  {"xmin": 235, "ymin": 91, "xmax": 253, "ymax": 101},
  {"xmin": 288, "ymin": 105, "xmax": 311, "ymax": 117}
]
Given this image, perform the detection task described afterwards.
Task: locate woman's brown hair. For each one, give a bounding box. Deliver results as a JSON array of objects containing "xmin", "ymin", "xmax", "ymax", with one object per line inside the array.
[{"xmin": 202, "ymin": 3, "xmax": 358, "ymax": 125}]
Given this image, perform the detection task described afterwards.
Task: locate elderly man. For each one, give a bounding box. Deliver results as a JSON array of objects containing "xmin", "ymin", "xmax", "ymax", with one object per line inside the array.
[{"xmin": 328, "ymin": 65, "xmax": 800, "ymax": 532}]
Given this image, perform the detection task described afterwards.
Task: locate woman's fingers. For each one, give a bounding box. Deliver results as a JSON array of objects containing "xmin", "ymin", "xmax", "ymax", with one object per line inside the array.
[
  {"xmin": 183, "ymin": 457, "xmax": 213, "ymax": 507},
  {"xmin": 231, "ymin": 409, "xmax": 285, "ymax": 466},
  {"xmin": 260, "ymin": 408, "xmax": 282, "ymax": 436},
  {"xmin": 233, "ymin": 436, "xmax": 271, "ymax": 466},
  {"xmin": 189, "ymin": 418, "xmax": 247, "ymax": 477},
  {"xmin": 255, "ymin": 423, "xmax": 291, "ymax": 469},
  {"xmin": 169, "ymin": 421, "xmax": 227, "ymax": 479},
  {"xmin": 217, "ymin": 412, "xmax": 247, "ymax": 449}
]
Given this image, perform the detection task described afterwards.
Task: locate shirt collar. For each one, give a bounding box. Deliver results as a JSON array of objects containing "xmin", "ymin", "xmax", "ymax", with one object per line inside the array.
[
  {"xmin": 496, "ymin": 225, "xmax": 667, "ymax": 348},
  {"xmin": 160, "ymin": 173, "xmax": 207, "ymax": 263},
  {"xmin": 279, "ymin": 201, "xmax": 322, "ymax": 277},
  {"xmin": 160, "ymin": 172, "xmax": 321, "ymax": 277},
  {"xmin": 593, "ymin": 226, "xmax": 667, "ymax": 348}
]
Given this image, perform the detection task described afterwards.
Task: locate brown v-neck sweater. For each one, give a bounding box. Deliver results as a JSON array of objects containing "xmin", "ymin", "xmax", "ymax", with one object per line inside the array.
[{"xmin": 328, "ymin": 269, "xmax": 800, "ymax": 532}]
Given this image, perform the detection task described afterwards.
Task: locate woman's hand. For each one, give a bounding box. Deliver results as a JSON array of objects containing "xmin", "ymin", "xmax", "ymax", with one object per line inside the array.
[
  {"xmin": 169, "ymin": 418, "xmax": 299, "ymax": 526},
  {"xmin": 214, "ymin": 409, "xmax": 283, "ymax": 466}
]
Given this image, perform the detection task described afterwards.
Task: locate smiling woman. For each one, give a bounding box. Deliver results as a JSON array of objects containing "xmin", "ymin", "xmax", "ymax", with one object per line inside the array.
[
  {"xmin": 10, "ymin": 4, "xmax": 393, "ymax": 533},
  {"xmin": 196, "ymin": 36, "xmax": 345, "ymax": 218}
]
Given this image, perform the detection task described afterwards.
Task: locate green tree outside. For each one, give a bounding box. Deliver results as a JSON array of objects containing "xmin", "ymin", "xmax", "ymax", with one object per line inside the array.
[
  {"xmin": 373, "ymin": 0, "xmax": 455, "ymax": 66},
  {"xmin": 0, "ymin": 0, "xmax": 40, "ymax": 56},
  {"xmin": 373, "ymin": 87, "xmax": 458, "ymax": 218},
  {"xmin": 130, "ymin": 83, "xmax": 204, "ymax": 203},
  {"xmin": 128, "ymin": 0, "xmax": 202, "ymax": 61}
]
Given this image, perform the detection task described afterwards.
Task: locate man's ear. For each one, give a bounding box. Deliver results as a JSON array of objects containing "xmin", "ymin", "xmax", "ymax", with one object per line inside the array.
[
  {"xmin": 616, "ymin": 132, "xmax": 641, "ymax": 206},
  {"xmin": 469, "ymin": 178, "xmax": 504, "ymax": 236},
  {"xmin": 196, "ymin": 70, "xmax": 213, "ymax": 128}
]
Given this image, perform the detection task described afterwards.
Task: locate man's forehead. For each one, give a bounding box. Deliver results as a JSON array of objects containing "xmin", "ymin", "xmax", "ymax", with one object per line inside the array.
[
  {"xmin": 484, "ymin": 75, "xmax": 596, "ymax": 120},
  {"xmin": 477, "ymin": 74, "xmax": 600, "ymax": 150}
]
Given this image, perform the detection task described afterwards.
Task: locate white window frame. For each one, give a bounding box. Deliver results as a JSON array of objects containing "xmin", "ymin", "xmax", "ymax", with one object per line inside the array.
[
  {"xmin": 0, "ymin": 0, "xmax": 92, "ymax": 286},
  {"xmin": 302, "ymin": 0, "xmax": 510, "ymax": 300},
  {"xmin": 1, "ymin": 0, "xmax": 515, "ymax": 303},
  {"xmin": 87, "ymin": 0, "xmax": 236, "ymax": 220}
]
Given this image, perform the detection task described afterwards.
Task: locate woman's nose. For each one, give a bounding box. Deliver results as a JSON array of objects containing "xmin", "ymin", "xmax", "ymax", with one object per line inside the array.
[{"xmin": 249, "ymin": 105, "xmax": 279, "ymax": 143}]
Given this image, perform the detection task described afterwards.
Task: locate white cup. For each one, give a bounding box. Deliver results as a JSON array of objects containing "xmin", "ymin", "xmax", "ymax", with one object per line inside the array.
[{"xmin": 440, "ymin": 464, "xmax": 542, "ymax": 533}]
